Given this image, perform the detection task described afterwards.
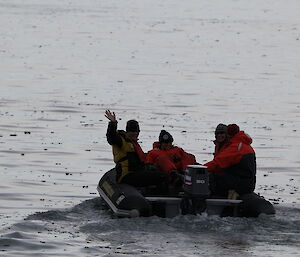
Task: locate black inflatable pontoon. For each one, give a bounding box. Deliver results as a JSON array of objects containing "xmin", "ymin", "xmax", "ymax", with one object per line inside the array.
[{"xmin": 97, "ymin": 165, "xmax": 275, "ymax": 218}]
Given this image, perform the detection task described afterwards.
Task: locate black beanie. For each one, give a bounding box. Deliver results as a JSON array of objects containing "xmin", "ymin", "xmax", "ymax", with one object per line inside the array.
[
  {"xmin": 159, "ymin": 130, "xmax": 173, "ymax": 143},
  {"xmin": 126, "ymin": 120, "xmax": 140, "ymax": 132},
  {"xmin": 215, "ymin": 123, "xmax": 227, "ymax": 134}
]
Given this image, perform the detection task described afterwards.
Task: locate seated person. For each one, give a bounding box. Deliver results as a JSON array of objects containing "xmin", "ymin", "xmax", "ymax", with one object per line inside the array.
[
  {"xmin": 105, "ymin": 110, "xmax": 168, "ymax": 194},
  {"xmin": 204, "ymin": 124, "xmax": 256, "ymax": 197},
  {"xmin": 146, "ymin": 130, "xmax": 196, "ymax": 182}
]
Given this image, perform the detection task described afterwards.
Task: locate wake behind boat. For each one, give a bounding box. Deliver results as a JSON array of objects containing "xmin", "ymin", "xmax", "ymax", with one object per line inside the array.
[{"xmin": 97, "ymin": 165, "xmax": 275, "ymax": 218}]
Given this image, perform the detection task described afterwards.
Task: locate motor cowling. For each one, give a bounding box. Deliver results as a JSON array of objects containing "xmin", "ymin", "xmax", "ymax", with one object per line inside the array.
[{"xmin": 183, "ymin": 165, "xmax": 210, "ymax": 197}]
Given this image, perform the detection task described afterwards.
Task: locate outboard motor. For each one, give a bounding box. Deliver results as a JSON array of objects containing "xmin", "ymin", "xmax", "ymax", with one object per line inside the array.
[
  {"xmin": 181, "ymin": 165, "xmax": 210, "ymax": 214},
  {"xmin": 184, "ymin": 165, "xmax": 210, "ymax": 196}
]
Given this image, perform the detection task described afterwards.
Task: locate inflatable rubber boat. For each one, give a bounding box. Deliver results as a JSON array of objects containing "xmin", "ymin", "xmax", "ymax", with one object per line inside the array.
[{"xmin": 97, "ymin": 165, "xmax": 275, "ymax": 218}]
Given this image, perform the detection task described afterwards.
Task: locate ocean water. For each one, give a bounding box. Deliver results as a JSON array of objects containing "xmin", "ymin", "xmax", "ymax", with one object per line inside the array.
[
  {"xmin": 1, "ymin": 198, "xmax": 299, "ymax": 257},
  {"xmin": 0, "ymin": 0, "xmax": 299, "ymax": 256}
]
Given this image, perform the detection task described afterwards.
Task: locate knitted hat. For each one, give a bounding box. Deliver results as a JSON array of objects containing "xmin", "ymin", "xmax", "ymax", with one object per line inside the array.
[
  {"xmin": 227, "ymin": 124, "xmax": 240, "ymax": 136},
  {"xmin": 159, "ymin": 130, "xmax": 173, "ymax": 143},
  {"xmin": 126, "ymin": 120, "xmax": 140, "ymax": 132},
  {"xmin": 215, "ymin": 123, "xmax": 227, "ymax": 134}
]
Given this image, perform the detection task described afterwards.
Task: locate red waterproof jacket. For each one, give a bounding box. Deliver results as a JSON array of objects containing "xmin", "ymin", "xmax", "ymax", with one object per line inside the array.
[
  {"xmin": 204, "ymin": 131, "xmax": 256, "ymax": 178},
  {"xmin": 146, "ymin": 142, "xmax": 196, "ymax": 174},
  {"xmin": 213, "ymin": 139, "xmax": 230, "ymax": 157}
]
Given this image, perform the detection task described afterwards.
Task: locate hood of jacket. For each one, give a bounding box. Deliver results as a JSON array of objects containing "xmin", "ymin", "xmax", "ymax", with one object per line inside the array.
[{"xmin": 229, "ymin": 131, "xmax": 253, "ymax": 145}]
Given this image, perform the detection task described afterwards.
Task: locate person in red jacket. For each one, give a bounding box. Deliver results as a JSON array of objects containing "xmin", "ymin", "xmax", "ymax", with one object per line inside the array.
[
  {"xmin": 146, "ymin": 130, "xmax": 196, "ymax": 182},
  {"xmin": 204, "ymin": 124, "xmax": 256, "ymax": 197}
]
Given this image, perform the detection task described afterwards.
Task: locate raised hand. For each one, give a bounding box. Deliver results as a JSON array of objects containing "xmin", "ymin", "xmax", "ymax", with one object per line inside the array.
[{"xmin": 105, "ymin": 110, "xmax": 117, "ymax": 122}]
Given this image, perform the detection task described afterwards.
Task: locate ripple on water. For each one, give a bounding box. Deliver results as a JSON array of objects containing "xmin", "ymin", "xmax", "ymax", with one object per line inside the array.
[
  {"xmin": 0, "ymin": 198, "xmax": 299, "ymax": 256},
  {"xmin": 0, "ymin": 238, "xmax": 56, "ymax": 250}
]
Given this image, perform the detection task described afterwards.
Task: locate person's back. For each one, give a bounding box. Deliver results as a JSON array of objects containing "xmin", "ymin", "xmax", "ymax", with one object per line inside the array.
[
  {"xmin": 204, "ymin": 124, "xmax": 256, "ymax": 196},
  {"xmin": 105, "ymin": 110, "xmax": 168, "ymax": 193},
  {"xmin": 105, "ymin": 111, "xmax": 144, "ymax": 182},
  {"xmin": 146, "ymin": 130, "xmax": 196, "ymax": 176},
  {"xmin": 219, "ymin": 130, "xmax": 256, "ymax": 181}
]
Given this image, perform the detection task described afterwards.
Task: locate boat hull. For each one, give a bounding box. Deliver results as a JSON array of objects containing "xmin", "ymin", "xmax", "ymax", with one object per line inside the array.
[{"xmin": 97, "ymin": 169, "xmax": 275, "ymax": 218}]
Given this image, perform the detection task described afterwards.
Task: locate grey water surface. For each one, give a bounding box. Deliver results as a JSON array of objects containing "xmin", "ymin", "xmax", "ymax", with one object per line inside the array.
[{"xmin": 1, "ymin": 0, "xmax": 299, "ymax": 256}]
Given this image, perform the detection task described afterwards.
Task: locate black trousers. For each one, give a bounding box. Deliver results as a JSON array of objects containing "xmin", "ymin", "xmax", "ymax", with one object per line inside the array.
[
  {"xmin": 209, "ymin": 172, "xmax": 255, "ymax": 197},
  {"xmin": 121, "ymin": 170, "xmax": 169, "ymax": 194}
]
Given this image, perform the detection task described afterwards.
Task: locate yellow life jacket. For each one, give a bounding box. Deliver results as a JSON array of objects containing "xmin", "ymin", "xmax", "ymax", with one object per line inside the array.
[{"xmin": 112, "ymin": 132, "xmax": 137, "ymax": 182}]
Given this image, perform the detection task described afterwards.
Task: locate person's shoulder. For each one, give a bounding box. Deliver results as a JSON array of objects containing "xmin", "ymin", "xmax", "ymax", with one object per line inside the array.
[
  {"xmin": 148, "ymin": 148, "xmax": 157, "ymax": 153},
  {"xmin": 117, "ymin": 130, "xmax": 131, "ymax": 141},
  {"xmin": 116, "ymin": 130, "xmax": 125, "ymax": 135},
  {"xmin": 147, "ymin": 149, "xmax": 163, "ymax": 157},
  {"xmin": 168, "ymin": 146, "xmax": 184, "ymax": 153},
  {"xmin": 221, "ymin": 141, "xmax": 239, "ymax": 152}
]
